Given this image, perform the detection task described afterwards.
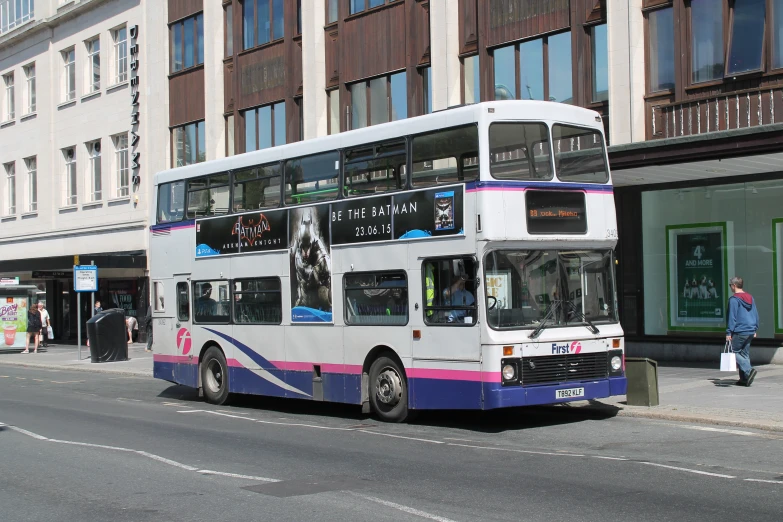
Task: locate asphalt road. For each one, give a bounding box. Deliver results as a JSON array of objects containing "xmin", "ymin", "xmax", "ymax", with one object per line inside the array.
[{"xmin": 1, "ymin": 366, "xmax": 781, "ymax": 522}]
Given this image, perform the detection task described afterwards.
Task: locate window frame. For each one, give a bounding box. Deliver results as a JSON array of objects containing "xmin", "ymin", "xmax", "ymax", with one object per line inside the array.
[
  {"xmin": 232, "ymin": 277, "xmax": 283, "ymax": 325},
  {"xmin": 242, "ymin": 0, "xmax": 285, "ymax": 51},
  {"xmin": 342, "ymin": 138, "xmax": 408, "ymax": 197},
  {"xmin": 3, "ymin": 161, "xmax": 15, "ymax": 216},
  {"xmin": 326, "ymin": 0, "xmax": 339, "ymax": 24},
  {"xmin": 410, "ymin": 123, "xmax": 480, "ymax": 188},
  {"xmin": 327, "ymin": 88, "xmax": 340, "ymax": 134},
  {"xmin": 156, "ymin": 180, "xmax": 186, "ymax": 224},
  {"xmin": 24, "ymin": 156, "xmax": 36, "ymax": 213},
  {"xmin": 461, "ymin": 54, "xmax": 480, "ymax": 104},
  {"xmin": 192, "ymin": 280, "xmax": 231, "ymax": 325},
  {"xmin": 421, "ymin": 256, "xmax": 479, "ymax": 327},
  {"xmin": 62, "ymin": 48, "xmax": 76, "ymax": 102},
  {"xmin": 224, "ymin": 3, "xmax": 234, "ymax": 58},
  {"xmin": 348, "ymin": 70, "xmax": 407, "ymax": 130},
  {"xmin": 176, "ymin": 282, "xmax": 190, "ymax": 321},
  {"xmin": 589, "ymin": 23, "xmax": 609, "ymax": 103},
  {"xmin": 23, "ymin": 63, "xmax": 34, "ymax": 114},
  {"xmin": 343, "ymin": 271, "xmax": 409, "ymax": 326},
  {"xmin": 283, "ymin": 150, "xmax": 341, "ymax": 205},
  {"xmin": 172, "ymin": 120, "xmax": 206, "ymax": 167},
  {"xmin": 645, "ymin": 6, "xmax": 676, "ymax": 95},
  {"xmin": 170, "ymin": 13, "xmax": 204, "ymax": 74},
  {"xmin": 112, "ymin": 25, "xmax": 128, "ymax": 85},
  {"xmin": 487, "ymin": 121, "xmax": 554, "ymax": 182},
  {"xmin": 349, "ymin": 0, "xmax": 399, "ymax": 16},
  {"xmin": 153, "ymin": 281, "xmax": 165, "ymax": 312},
  {"xmin": 113, "ymin": 133, "xmax": 129, "ymax": 198},
  {"xmin": 3, "ymin": 72, "xmax": 13, "ymax": 120},
  {"xmin": 725, "ymin": 0, "xmax": 767, "ymax": 77},
  {"xmin": 232, "ymin": 162, "xmax": 283, "ymax": 212},
  {"xmin": 186, "ymin": 172, "xmax": 232, "ymax": 219},
  {"xmin": 63, "ymin": 147, "xmax": 77, "ymax": 206},
  {"xmin": 85, "ymin": 36, "xmax": 101, "ymax": 93},
  {"xmin": 86, "ymin": 140, "xmax": 102, "ymax": 202},
  {"xmin": 242, "ymin": 101, "xmax": 286, "ymax": 152}
]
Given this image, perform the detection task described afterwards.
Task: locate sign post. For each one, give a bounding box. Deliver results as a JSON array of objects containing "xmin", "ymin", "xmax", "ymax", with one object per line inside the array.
[{"xmin": 74, "ymin": 265, "xmax": 98, "ymax": 360}]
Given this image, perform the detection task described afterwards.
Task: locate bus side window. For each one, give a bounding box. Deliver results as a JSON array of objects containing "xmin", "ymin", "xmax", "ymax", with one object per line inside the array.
[
  {"xmin": 411, "ymin": 125, "xmax": 479, "ymax": 188},
  {"xmin": 233, "ymin": 278, "xmax": 282, "ymax": 324},
  {"xmin": 284, "ymin": 151, "xmax": 340, "ymax": 205},
  {"xmin": 488, "ymin": 122, "xmax": 552, "ymax": 181},
  {"xmin": 153, "ymin": 281, "xmax": 165, "ymax": 311},
  {"xmin": 343, "ymin": 141, "xmax": 407, "ymax": 197},
  {"xmin": 192, "ymin": 281, "xmax": 230, "ymax": 324},
  {"xmin": 157, "ymin": 181, "xmax": 185, "ymax": 223},
  {"xmin": 422, "ymin": 258, "xmax": 477, "ymax": 325},
  {"xmin": 233, "ymin": 164, "xmax": 281, "ymax": 212},
  {"xmin": 344, "ymin": 271, "xmax": 408, "ymax": 325},
  {"xmin": 176, "ymin": 282, "xmax": 189, "ymax": 321}
]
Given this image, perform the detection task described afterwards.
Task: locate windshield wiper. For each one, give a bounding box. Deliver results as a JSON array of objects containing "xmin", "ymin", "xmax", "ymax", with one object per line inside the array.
[
  {"xmin": 529, "ymin": 300, "xmax": 562, "ymax": 339},
  {"xmin": 565, "ymin": 300, "xmax": 600, "ymax": 334}
]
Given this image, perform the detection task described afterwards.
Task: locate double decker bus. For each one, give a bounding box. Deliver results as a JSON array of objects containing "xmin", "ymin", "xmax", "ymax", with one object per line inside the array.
[{"xmin": 150, "ymin": 101, "xmax": 626, "ymax": 422}]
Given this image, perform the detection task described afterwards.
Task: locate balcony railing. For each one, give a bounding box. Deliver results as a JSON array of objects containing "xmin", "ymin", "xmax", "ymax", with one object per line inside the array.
[
  {"xmin": 650, "ymin": 86, "xmax": 783, "ymax": 140},
  {"xmin": 0, "ymin": 0, "xmax": 34, "ymax": 36}
]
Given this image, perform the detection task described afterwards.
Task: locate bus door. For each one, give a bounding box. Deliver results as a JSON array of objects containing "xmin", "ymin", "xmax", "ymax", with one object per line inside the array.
[
  {"xmin": 173, "ymin": 276, "xmax": 194, "ymax": 384},
  {"xmin": 415, "ymin": 257, "xmax": 481, "ymax": 362}
]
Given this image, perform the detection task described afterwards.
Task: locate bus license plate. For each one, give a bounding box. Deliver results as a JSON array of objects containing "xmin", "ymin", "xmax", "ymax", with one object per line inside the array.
[{"xmin": 556, "ymin": 387, "xmax": 584, "ymax": 399}]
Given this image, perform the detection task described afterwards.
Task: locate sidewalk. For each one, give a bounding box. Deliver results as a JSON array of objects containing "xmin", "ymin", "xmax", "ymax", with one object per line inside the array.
[{"xmin": 0, "ymin": 343, "xmax": 152, "ymax": 376}]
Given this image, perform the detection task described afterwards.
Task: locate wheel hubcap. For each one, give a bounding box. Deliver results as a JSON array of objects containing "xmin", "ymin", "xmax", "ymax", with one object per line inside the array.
[
  {"xmin": 205, "ymin": 359, "xmax": 223, "ymax": 394},
  {"xmin": 375, "ymin": 368, "xmax": 402, "ymax": 406}
]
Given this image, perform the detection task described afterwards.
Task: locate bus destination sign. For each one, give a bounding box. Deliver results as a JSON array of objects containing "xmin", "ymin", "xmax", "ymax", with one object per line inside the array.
[{"xmin": 525, "ymin": 190, "xmax": 587, "ymax": 234}]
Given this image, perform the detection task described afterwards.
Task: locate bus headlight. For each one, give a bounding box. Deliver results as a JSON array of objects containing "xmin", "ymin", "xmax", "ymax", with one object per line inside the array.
[
  {"xmin": 500, "ymin": 358, "xmax": 520, "ymax": 386},
  {"xmin": 611, "ymin": 356, "xmax": 622, "ymax": 371},
  {"xmin": 502, "ymin": 364, "xmax": 516, "ymax": 381},
  {"xmin": 607, "ymin": 350, "xmax": 624, "ymax": 375}
]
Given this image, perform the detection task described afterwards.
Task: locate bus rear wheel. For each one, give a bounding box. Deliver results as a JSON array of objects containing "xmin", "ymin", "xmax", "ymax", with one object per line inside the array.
[
  {"xmin": 369, "ymin": 356, "xmax": 409, "ymax": 423},
  {"xmin": 201, "ymin": 346, "xmax": 230, "ymax": 405}
]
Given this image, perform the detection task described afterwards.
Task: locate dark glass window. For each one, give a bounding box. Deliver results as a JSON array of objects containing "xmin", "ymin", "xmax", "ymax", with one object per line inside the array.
[
  {"xmin": 727, "ymin": 0, "xmax": 766, "ymax": 75},
  {"xmin": 648, "ymin": 8, "xmax": 675, "ymax": 92},
  {"xmin": 691, "ymin": 0, "xmax": 724, "ymax": 83},
  {"xmin": 489, "ymin": 123, "xmax": 552, "ymax": 181},
  {"xmin": 170, "ymin": 13, "xmax": 204, "ymax": 73},
  {"xmin": 411, "ymin": 125, "xmax": 479, "ymax": 187},
  {"xmin": 327, "ymin": 0, "xmax": 339, "ymax": 24},
  {"xmin": 422, "ymin": 66, "xmax": 432, "ymax": 114},
  {"xmin": 343, "ymin": 140, "xmax": 407, "ymax": 197},
  {"xmin": 345, "ymin": 272, "xmax": 408, "ymax": 325},
  {"xmin": 284, "ymin": 151, "xmax": 340, "ymax": 204},
  {"xmin": 233, "ymin": 164, "xmax": 281, "ymax": 211},
  {"xmin": 225, "ymin": 4, "xmax": 233, "ymax": 57},
  {"xmin": 548, "ymin": 32, "xmax": 572, "ymax": 103},
  {"xmin": 519, "ymin": 38, "xmax": 543, "ymax": 100},
  {"xmin": 243, "ymin": 102, "xmax": 286, "ymax": 152},
  {"xmin": 350, "ymin": 71, "xmax": 407, "ymax": 129},
  {"xmin": 233, "ymin": 278, "xmax": 282, "ymax": 324},
  {"xmin": 463, "ymin": 55, "xmax": 480, "ymax": 103},
  {"xmin": 243, "ymin": 0, "xmax": 283, "ymax": 50},
  {"xmin": 551, "ymin": 124, "xmax": 609, "ymax": 184},
  {"xmin": 176, "ymin": 282, "xmax": 189, "ymax": 322},
  {"xmin": 193, "ymin": 281, "xmax": 231, "ymax": 324},
  {"xmin": 423, "ymin": 257, "xmax": 477, "ymax": 325},
  {"xmin": 591, "ymin": 24, "xmax": 608, "ymax": 102},
  {"xmin": 774, "ymin": 0, "xmax": 783, "ymax": 68},
  {"xmin": 156, "ymin": 181, "xmax": 185, "ymax": 223},
  {"xmin": 172, "ymin": 121, "xmax": 206, "ymax": 167},
  {"xmin": 186, "ymin": 173, "xmax": 231, "ymax": 218},
  {"xmin": 351, "ymin": 0, "xmax": 398, "ymax": 16}
]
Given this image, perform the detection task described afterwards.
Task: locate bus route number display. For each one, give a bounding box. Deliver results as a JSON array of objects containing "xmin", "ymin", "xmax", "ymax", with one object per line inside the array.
[{"xmin": 525, "ymin": 190, "xmax": 587, "ymax": 234}]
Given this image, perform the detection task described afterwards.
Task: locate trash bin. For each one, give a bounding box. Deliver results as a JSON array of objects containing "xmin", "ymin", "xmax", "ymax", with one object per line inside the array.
[
  {"xmin": 624, "ymin": 357, "xmax": 659, "ymax": 407},
  {"xmin": 87, "ymin": 308, "xmax": 128, "ymax": 362}
]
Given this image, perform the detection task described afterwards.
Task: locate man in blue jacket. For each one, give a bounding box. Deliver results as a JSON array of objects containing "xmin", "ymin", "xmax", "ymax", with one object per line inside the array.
[{"xmin": 726, "ymin": 276, "xmax": 759, "ymax": 387}]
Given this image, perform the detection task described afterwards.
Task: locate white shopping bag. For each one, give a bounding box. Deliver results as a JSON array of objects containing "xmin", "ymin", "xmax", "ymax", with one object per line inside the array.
[{"xmin": 720, "ymin": 341, "xmax": 737, "ymax": 372}]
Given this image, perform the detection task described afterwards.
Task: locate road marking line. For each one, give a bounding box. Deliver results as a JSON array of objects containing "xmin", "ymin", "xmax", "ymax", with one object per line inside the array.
[
  {"xmin": 359, "ymin": 429, "xmax": 444, "ymax": 444},
  {"xmin": 136, "ymin": 451, "xmax": 199, "ymax": 471},
  {"xmin": 639, "ymin": 462, "xmax": 735, "ymax": 478},
  {"xmin": 0, "ymin": 375, "xmax": 9, "ymax": 378},
  {"xmin": 177, "ymin": 409, "xmax": 207, "ymax": 413},
  {"xmin": 672, "ymin": 424, "xmax": 769, "ymax": 438},
  {"xmin": 191, "ymin": 409, "xmax": 355, "ymax": 431},
  {"xmin": 32, "ymin": 379, "xmax": 44, "ymax": 382},
  {"xmin": 745, "ymin": 478, "xmax": 783, "ymax": 484},
  {"xmin": 197, "ymin": 470, "xmax": 279, "ymax": 482},
  {"xmin": 117, "ymin": 398, "xmax": 142, "ymax": 402},
  {"xmin": 50, "ymin": 439, "xmax": 135, "ymax": 453},
  {"xmin": 591, "ymin": 456, "xmax": 629, "ymax": 461},
  {"xmin": 50, "ymin": 380, "xmax": 85, "ymax": 384},
  {"xmin": 8, "ymin": 425, "xmax": 49, "ymax": 440},
  {"xmin": 15, "ymin": 377, "xmax": 25, "ymax": 380},
  {"xmin": 447, "ymin": 442, "xmax": 583, "ymax": 457},
  {"xmin": 443, "ymin": 437, "xmax": 479, "ymax": 442},
  {"xmin": 352, "ymin": 493, "xmax": 458, "ymax": 522}
]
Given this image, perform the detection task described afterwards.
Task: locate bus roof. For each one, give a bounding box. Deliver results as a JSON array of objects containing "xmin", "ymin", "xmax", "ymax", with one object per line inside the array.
[{"xmin": 154, "ymin": 100, "xmax": 604, "ymax": 186}]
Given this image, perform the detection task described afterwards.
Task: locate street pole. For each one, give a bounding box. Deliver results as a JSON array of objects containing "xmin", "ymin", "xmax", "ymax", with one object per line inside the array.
[
  {"xmin": 90, "ymin": 260, "xmax": 95, "ymax": 318},
  {"xmin": 77, "ymin": 291, "xmax": 81, "ymax": 361}
]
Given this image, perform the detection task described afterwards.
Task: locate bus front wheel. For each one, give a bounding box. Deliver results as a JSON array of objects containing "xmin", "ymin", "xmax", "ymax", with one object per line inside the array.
[
  {"xmin": 201, "ymin": 346, "xmax": 230, "ymax": 405},
  {"xmin": 369, "ymin": 356, "xmax": 409, "ymax": 423}
]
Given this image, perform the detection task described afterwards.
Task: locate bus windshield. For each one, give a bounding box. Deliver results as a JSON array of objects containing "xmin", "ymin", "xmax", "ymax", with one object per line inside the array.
[{"xmin": 484, "ymin": 249, "xmax": 617, "ymax": 330}]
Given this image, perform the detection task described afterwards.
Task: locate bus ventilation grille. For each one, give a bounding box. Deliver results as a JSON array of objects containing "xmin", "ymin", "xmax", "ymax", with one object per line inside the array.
[{"xmin": 521, "ymin": 352, "xmax": 608, "ymax": 385}]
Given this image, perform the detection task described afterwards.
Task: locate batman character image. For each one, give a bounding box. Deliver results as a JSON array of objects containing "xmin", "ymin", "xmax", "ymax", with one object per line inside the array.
[
  {"xmin": 291, "ymin": 210, "xmax": 332, "ymax": 311},
  {"xmin": 434, "ymin": 195, "xmax": 454, "ymax": 230}
]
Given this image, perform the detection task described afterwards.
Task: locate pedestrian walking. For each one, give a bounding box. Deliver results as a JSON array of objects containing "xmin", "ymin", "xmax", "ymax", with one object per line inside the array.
[
  {"xmin": 726, "ymin": 276, "xmax": 759, "ymax": 387},
  {"xmin": 22, "ymin": 303, "xmax": 42, "ymax": 354},
  {"xmin": 37, "ymin": 302, "xmax": 51, "ymax": 347},
  {"xmin": 126, "ymin": 315, "xmax": 138, "ymax": 344}
]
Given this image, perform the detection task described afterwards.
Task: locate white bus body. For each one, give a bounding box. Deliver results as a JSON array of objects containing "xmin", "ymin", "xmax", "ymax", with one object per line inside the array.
[{"xmin": 150, "ymin": 101, "xmax": 626, "ymax": 422}]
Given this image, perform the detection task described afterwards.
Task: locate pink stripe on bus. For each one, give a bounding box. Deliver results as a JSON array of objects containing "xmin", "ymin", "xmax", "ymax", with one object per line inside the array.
[{"xmin": 153, "ymin": 354, "xmax": 196, "ymax": 364}]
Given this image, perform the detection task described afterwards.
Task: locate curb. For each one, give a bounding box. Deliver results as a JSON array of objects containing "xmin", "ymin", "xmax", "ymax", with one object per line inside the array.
[
  {"xmin": 613, "ymin": 408, "xmax": 783, "ymax": 434},
  {"xmin": 0, "ymin": 359, "xmax": 152, "ymax": 377}
]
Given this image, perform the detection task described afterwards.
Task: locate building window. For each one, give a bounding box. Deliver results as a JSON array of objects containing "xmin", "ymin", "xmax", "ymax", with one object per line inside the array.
[
  {"xmin": 23, "ymin": 63, "xmax": 34, "ymax": 113},
  {"xmin": 113, "ymin": 133, "xmax": 129, "ymax": 197},
  {"xmin": 349, "ymin": 71, "xmax": 406, "ymax": 129},
  {"xmin": 295, "ymin": 96, "xmax": 303, "ymax": 141},
  {"xmin": 493, "ymin": 31, "xmax": 572, "ymax": 103},
  {"xmin": 170, "ymin": 13, "xmax": 204, "ymax": 73},
  {"xmin": 774, "ymin": 0, "xmax": 783, "ymax": 68},
  {"xmin": 344, "ymin": 272, "xmax": 408, "ymax": 325},
  {"xmin": 233, "ymin": 278, "xmax": 282, "ymax": 324},
  {"xmin": 422, "ymin": 257, "xmax": 477, "ymax": 325},
  {"xmin": 327, "ymin": 0, "xmax": 338, "ymax": 23},
  {"xmin": 462, "ymin": 55, "xmax": 480, "ymax": 104},
  {"xmin": 225, "ymin": 4, "xmax": 233, "ymax": 57},
  {"xmin": 62, "ymin": 48, "xmax": 76, "ymax": 101},
  {"xmin": 591, "ymin": 24, "xmax": 608, "ymax": 103},
  {"xmin": 172, "ymin": 120, "xmax": 206, "ymax": 167},
  {"xmin": 422, "ymin": 66, "xmax": 432, "ymax": 114},
  {"xmin": 2, "ymin": 72, "xmax": 12, "ymax": 120},
  {"xmin": 86, "ymin": 140, "xmax": 102, "ymax": 202},
  {"xmin": 63, "ymin": 147, "xmax": 77, "ymax": 206},
  {"xmin": 0, "ymin": 0, "xmax": 34, "ymax": 35},
  {"xmin": 691, "ymin": 0, "xmax": 723, "ymax": 83},
  {"xmin": 3, "ymin": 162, "xmax": 14, "ymax": 215},
  {"xmin": 727, "ymin": 0, "xmax": 766, "ymax": 75},
  {"xmin": 112, "ymin": 26, "xmax": 128, "ymax": 84},
  {"xmin": 25, "ymin": 156, "xmax": 36, "ymax": 212},
  {"xmin": 243, "ymin": 101, "xmax": 286, "ymax": 152},
  {"xmin": 351, "ymin": 0, "xmax": 396, "ymax": 15},
  {"xmin": 296, "ymin": 0, "xmax": 301, "ymax": 34},
  {"xmin": 648, "ymin": 8, "xmax": 675, "ymax": 92},
  {"xmin": 86, "ymin": 37, "xmax": 100, "ymax": 93},
  {"xmin": 327, "ymin": 89, "xmax": 340, "ymax": 134},
  {"xmin": 242, "ymin": 0, "xmax": 284, "ymax": 50},
  {"xmin": 225, "ymin": 114, "xmax": 235, "ymax": 156}
]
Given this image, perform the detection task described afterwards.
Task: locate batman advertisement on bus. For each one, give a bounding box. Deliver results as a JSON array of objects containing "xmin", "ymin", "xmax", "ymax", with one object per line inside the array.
[
  {"xmin": 195, "ymin": 210, "xmax": 288, "ymax": 257},
  {"xmin": 289, "ymin": 205, "xmax": 333, "ymax": 323}
]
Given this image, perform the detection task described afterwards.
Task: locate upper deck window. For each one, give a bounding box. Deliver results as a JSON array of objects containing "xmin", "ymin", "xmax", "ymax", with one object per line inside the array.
[
  {"xmin": 187, "ymin": 173, "xmax": 231, "ymax": 219},
  {"xmin": 411, "ymin": 125, "xmax": 479, "ymax": 188},
  {"xmin": 343, "ymin": 140, "xmax": 407, "ymax": 197},
  {"xmin": 284, "ymin": 151, "xmax": 340, "ymax": 205},
  {"xmin": 551, "ymin": 125, "xmax": 608, "ymax": 184},
  {"xmin": 233, "ymin": 164, "xmax": 281, "ymax": 212},
  {"xmin": 157, "ymin": 181, "xmax": 185, "ymax": 223},
  {"xmin": 489, "ymin": 122, "xmax": 552, "ymax": 181}
]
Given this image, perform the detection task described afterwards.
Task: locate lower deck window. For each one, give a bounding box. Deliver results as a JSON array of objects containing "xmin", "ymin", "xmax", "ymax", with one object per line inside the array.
[
  {"xmin": 344, "ymin": 271, "xmax": 408, "ymax": 325},
  {"xmin": 192, "ymin": 280, "xmax": 230, "ymax": 323},
  {"xmin": 423, "ymin": 257, "xmax": 478, "ymax": 325},
  {"xmin": 233, "ymin": 278, "xmax": 282, "ymax": 324}
]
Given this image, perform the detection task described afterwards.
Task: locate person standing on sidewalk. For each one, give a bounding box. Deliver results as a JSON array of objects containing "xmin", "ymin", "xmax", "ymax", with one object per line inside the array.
[
  {"xmin": 37, "ymin": 302, "xmax": 50, "ymax": 347},
  {"xmin": 726, "ymin": 276, "xmax": 759, "ymax": 387},
  {"xmin": 22, "ymin": 304, "xmax": 42, "ymax": 354}
]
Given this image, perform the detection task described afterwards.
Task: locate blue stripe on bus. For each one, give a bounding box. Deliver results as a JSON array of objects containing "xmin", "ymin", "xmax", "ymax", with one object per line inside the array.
[{"xmin": 465, "ymin": 180, "xmax": 613, "ymax": 193}]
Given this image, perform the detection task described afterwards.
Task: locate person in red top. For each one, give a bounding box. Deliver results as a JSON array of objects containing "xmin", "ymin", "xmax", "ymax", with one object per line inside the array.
[{"xmin": 725, "ymin": 276, "xmax": 759, "ymax": 387}]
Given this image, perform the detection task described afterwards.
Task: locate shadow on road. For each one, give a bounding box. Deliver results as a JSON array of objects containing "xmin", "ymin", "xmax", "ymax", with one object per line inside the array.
[
  {"xmin": 710, "ymin": 377, "xmax": 741, "ymax": 387},
  {"xmin": 157, "ymin": 384, "xmax": 621, "ymax": 432}
]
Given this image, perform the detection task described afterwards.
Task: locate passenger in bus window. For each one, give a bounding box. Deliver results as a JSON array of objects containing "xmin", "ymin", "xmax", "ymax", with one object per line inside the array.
[
  {"xmin": 195, "ymin": 283, "xmax": 216, "ymax": 318},
  {"xmin": 443, "ymin": 274, "xmax": 475, "ymax": 323}
]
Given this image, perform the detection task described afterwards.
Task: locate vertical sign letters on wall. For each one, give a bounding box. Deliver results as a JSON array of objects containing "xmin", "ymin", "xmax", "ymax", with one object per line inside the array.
[{"xmin": 130, "ymin": 25, "xmax": 140, "ymax": 187}]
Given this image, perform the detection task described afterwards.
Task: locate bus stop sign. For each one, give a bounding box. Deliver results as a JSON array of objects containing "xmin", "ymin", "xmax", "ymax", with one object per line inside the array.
[{"xmin": 73, "ymin": 265, "xmax": 98, "ymax": 293}]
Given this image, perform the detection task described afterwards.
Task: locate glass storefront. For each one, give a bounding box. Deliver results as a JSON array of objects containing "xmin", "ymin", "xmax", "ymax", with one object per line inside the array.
[{"xmin": 641, "ymin": 179, "xmax": 783, "ymax": 338}]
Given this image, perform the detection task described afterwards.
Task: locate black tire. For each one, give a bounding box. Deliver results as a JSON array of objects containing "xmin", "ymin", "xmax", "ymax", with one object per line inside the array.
[
  {"xmin": 201, "ymin": 346, "xmax": 230, "ymax": 405},
  {"xmin": 369, "ymin": 356, "xmax": 409, "ymax": 423}
]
